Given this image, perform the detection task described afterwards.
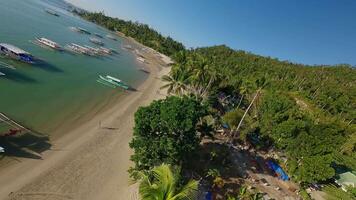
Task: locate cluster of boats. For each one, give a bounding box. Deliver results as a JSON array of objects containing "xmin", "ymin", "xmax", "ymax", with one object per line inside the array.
[
  {"xmin": 0, "ymin": 39, "xmax": 130, "ymax": 89},
  {"xmin": 0, "ymin": 8, "xmax": 135, "ymax": 90},
  {"xmin": 65, "ymin": 43, "xmax": 114, "ymax": 56},
  {"xmin": 69, "ymin": 26, "xmax": 117, "ymax": 41}
]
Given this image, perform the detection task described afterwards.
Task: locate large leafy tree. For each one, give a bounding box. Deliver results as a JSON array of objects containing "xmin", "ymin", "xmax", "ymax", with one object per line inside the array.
[
  {"xmin": 137, "ymin": 164, "xmax": 198, "ymax": 200},
  {"xmin": 130, "ymin": 96, "xmax": 207, "ymax": 171}
]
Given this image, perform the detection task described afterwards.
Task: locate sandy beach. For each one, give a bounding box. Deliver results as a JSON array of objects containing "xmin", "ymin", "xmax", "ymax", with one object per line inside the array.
[{"xmin": 0, "ymin": 38, "xmax": 170, "ymax": 200}]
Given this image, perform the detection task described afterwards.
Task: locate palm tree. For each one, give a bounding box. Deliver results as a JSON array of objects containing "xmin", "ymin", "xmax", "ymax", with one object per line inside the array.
[
  {"xmin": 161, "ymin": 68, "xmax": 191, "ymax": 96},
  {"xmin": 137, "ymin": 164, "xmax": 198, "ymax": 200}
]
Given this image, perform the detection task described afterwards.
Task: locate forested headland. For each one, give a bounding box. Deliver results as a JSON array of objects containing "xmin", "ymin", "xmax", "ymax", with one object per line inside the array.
[{"xmin": 75, "ymin": 10, "xmax": 356, "ymax": 199}]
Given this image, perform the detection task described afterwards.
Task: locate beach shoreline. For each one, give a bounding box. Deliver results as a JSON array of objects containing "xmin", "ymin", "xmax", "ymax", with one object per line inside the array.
[{"xmin": 0, "ymin": 36, "xmax": 171, "ymax": 200}]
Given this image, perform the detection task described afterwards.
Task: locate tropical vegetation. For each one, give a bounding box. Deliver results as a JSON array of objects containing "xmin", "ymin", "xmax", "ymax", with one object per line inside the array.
[
  {"xmin": 136, "ymin": 164, "xmax": 198, "ymax": 200},
  {"xmin": 75, "ymin": 11, "xmax": 184, "ymax": 56},
  {"xmin": 75, "ymin": 10, "xmax": 356, "ymax": 198},
  {"xmin": 129, "ymin": 96, "xmax": 207, "ymax": 172},
  {"xmin": 165, "ymin": 45, "xmax": 356, "ymax": 184}
]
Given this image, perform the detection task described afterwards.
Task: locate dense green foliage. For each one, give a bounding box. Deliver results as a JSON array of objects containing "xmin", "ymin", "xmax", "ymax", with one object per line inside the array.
[
  {"xmin": 76, "ymin": 7, "xmax": 356, "ymax": 194},
  {"xmin": 323, "ymin": 185, "xmax": 356, "ymax": 200},
  {"xmin": 136, "ymin": 164, "xmax": 198, "ymax": 200},
  {"xmin": 130, "ymin": 96, "xmax": 207, "ymax": 171},
  {"xmin": 75, "ymin": 11, "xmax": 184, "ymax": 56},
  {"xmin": 166, "ymin": 45, "xmax": 355, "ymax": 183}
]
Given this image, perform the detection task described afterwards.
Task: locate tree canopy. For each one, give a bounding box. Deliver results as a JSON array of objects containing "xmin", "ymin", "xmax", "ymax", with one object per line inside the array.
[
  {"xmin": 130, "ymin": 96, "xmax": 207, "ymax": 171},
  {"xmin": 75, "ymin": 11, "xmax": 184, "ymax": 56},
  {"xmin": 136, "ymin": 164, "xmax": 198, "ymax": 200},
  {"xmin": 164, "ymin": 45, "xmax": 355, "ymax": 184}
]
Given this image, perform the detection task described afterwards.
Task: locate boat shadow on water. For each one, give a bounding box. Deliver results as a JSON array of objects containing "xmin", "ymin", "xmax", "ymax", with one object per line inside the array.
[
  {"xmin": 34, "ymin": 60, "xmax": 64, "ymax": 73},
  {"xmin": 0, "ymin": 68, "xmax": 37, "ymax": 83},
  {"xmin": 0, "ymin": 133, "xmax": 51, "ymax": 160}
]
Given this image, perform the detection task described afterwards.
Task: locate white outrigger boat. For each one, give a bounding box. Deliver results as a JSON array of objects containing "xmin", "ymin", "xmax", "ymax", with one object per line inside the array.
[
  {"xmin": 65, "ymin": 43, "xmax": 93, "ymax": 56},
  {"xmin": 84, "ymin": 45, "xmax": 103, "ymax": 56},
  {"xmin": 94, "ymin": 33, "xmax": 103, "ymax": 38},
  {"xmin": 69, "ymin": 27, "xmax": 91, "ymax": 34},
  {"xmin": 34, "ymin": 37, "xmax": 62, "ymax": 51},
  {"xmin": 89, "ymin": 37, "xmax": 104, "ymax": 46},
  {"xmin": 97, "ymin": 75, "xmax": 129, "ymax": 90},
  {"xmin": 98, "ymin": 47, "xmax": 112, "ymax": 55},
  {"xmin": 0, "ymin": 146, "xmax": 4, "ymax": 153},
  {"xmin": 0, "ymin": 43, "xmax": 35, "ymax": 64},
  {"xmin": 106, "ymin": 34, "xmax": 117, "ymax": 41},
  {"xmin": 84, "ymin": 45, "xmax": 112, "ymax": 56},
  {"xmin": 122, "ymin": 45, "xmax": 133, "ymax": 50},
  {"xmin": 137, "ymin": 57, "xmax": 146, "ymax": 63},
  {"xmin": 0, "ymin": 72, "xmax": 5, "ymax": 76},
  {"xmin": 45, "ymin": 9, "xmax": 59, "ymax": 17}
]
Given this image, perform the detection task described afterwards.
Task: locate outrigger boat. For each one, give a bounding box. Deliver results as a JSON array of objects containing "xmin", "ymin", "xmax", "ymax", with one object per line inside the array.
[
  {"xmin": 83, "ymin": 45, "xmax": 103, "ymax": 56},
  {"xmin": 0, "ymin": 146, "xmax": 4, "ymax": 153},
  {"xmin": 122, "ymin": 45, "xmax": 133, "ymax": 50},
  {"xmin": 0, "ymin": 43, "xmax": 35, "ymax": 64},
  {"xmin": 84, "ymin": 46, "xmax": 112, "ymax": 56},
  {"xmin": 70, "ymin": 27, "xmax": 91, "ymax": 34},
  {"xmin": 0, "ymin": 60, "xmax": 16, "ymax": 70},
  {"xmin": 106, "ymin": 34, "xmax": 117, "ymax": 41},
  {"xmin": 94, "ymin": 33, "xmax": 103, "ymax": 38},
  {"xmin": 137, "ymin": 57, "xmax": 146, "ymax": 63},
  {"xmin": 45, "ymin": 9, "xmax": 60, "ymax": 17},
  {"xmin": 34, "ymin": 37, "xmax": 62, "ymax": 51},
  {"xmin": 89, "ymin": 37, "xmax": 104, "ymax": 46},
  {"xmin": 109, "ymin": 48, "xmax": 118, "ymax": 54},
  {"xmin": 98, "ymin": 47, "xmax": 112, "ymax": 55},
  {"xmin": 97, "ymin": 75, "xmax": 129, "ymax": 90},
  {"xmin": 65, "ymin": 43, "xmax": 94, "ymax": 56},
  {"xmin": 0, "ymin": 72, "xmax": 5, "ymax": 76},
  {"xmin": 139, "ymin": 68, "xmax": 150, "ymax": 74}
]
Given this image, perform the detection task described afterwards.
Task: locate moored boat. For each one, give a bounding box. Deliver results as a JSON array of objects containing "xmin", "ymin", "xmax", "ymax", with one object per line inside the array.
[
  {"xmin": 109, "ymin": 48, "xmax": 118, "ymax": 54},
  {"xmin": 65, "ymin": 43, "xmax": 92, "ymax": 56},
  {"xmin": 0, "ymin": 43, "xmax": 35, "ymax": 64},
  {"xmin": 45, "ymin": 9, "xmax": 59, "ymax": 17},
  {"xmin": 0, "ymin": 72, "xmax": 5, "ymax": 76},
  {"xmin": 94, "ymin": 33, "xmax": 103, "ymax": 38},
  {"xmin": 98, "ymin": 47, "xmax": 112, "ymax": 55},
  {"xmin": 122, "ymin": 44, "xmax": 133, "ymax": 50},
  {"xmin": 97, "ymin": 75, "xmax": 129, "ymax": 90},
  {"xmin": 137, "ymin": 57, "xmax": 146, "ymax": 63},
  {"xmin": 106, "ymin": 34, "xmax": 117, "ymax": 41},
  {"xmin": 89, "ymin": 37, "xmax": 104, "ymax": 46},
  {"xmin": 70, "ymin": 27, "xmax": 91, "ymax": 34},
  {"xmin": 35, "ymin": 37, "xmax": 62, "ymax": 50},
  {"xmin": 139, "ymin": 68, "xmax": 150, "ymax": 74}
]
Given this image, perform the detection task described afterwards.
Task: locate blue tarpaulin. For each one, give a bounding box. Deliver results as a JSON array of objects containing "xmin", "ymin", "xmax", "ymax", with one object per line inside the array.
[{"xmin": 267, "ymin": 160, "xmax": 289, "ymax": 181}]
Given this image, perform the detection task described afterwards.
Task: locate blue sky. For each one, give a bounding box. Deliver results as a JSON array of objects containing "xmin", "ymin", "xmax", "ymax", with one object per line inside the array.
[{"xmin": 67, "ymin": 0, "xmax": 356, "ymax": 65}]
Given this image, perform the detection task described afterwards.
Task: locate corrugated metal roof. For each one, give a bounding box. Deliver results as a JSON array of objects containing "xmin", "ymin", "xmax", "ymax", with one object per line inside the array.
[
  {"xmin": 336, "ymin": 172, "xmax": 356, "ymax": 187},
  {"xmin": 0, "ymin": 43, "xmax": 30, "ymax": 55}
]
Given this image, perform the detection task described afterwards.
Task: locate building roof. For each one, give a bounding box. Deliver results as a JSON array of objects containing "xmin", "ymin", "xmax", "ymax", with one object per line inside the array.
[
  {"xmin": 335, "ymin": 171, "xmax": 356, "ymax": 187},
  {"xmin": 0, "ymin": 43, "xmax": 30, "ymax": 55}
]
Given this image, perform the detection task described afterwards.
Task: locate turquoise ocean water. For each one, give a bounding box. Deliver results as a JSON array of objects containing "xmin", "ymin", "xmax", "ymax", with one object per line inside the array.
[{"xmin": 0, "ymin": 0, "xmax": 147, "ymax": 134}]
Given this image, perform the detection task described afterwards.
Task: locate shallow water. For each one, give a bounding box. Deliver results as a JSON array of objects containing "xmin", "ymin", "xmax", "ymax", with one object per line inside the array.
[{"xmin": 0, "ymin": 0, "xmax": 147, "ymax": 134}]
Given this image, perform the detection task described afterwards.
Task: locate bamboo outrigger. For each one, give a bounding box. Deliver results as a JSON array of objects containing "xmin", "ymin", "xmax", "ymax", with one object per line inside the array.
[{"xmin": 0, "ymin": 112, "xmax": 32, "ymax": 134}]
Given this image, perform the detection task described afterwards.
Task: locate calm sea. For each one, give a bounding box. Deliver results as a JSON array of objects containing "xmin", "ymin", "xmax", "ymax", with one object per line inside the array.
[{"xmin": 0, "ymin": 0, "xmax": 147, "ymax": 134}]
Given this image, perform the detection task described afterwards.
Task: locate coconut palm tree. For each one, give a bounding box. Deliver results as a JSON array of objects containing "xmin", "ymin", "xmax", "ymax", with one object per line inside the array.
[
  {"xmin": 137, "ymin": 164, "xmax": 198, "ymax": 200},
  {"xmin": 161, "ymin": 68, "xmax": 191, "ymax": 96}
]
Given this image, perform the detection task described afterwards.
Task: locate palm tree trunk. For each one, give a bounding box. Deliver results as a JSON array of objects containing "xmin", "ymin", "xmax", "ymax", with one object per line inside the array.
[
  {"xmin": 231, "ymin": 88, "xmax": 261, "ymax": 141},
  {"xmin": 237, "ymin": 94, "xmax": 244, "ymax": 109}
]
